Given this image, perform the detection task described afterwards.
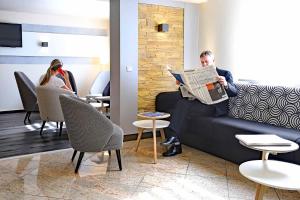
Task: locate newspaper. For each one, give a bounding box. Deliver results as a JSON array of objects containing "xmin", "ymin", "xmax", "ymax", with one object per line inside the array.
[{"xmin": 169, "ymin": 65, "xmax": 228, "ymax": 104}]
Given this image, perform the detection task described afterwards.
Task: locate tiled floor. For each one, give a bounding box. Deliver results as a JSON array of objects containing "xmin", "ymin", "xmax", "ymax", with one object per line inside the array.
[{"xmin": 0, "ymin": 138, "xmax": 299, "ymax": 200}]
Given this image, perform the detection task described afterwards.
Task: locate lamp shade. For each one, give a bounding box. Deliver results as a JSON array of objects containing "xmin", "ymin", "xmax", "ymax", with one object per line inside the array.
[{"xmin": 158, "ymin": 24, "xmax": 169, "ymax": 32}]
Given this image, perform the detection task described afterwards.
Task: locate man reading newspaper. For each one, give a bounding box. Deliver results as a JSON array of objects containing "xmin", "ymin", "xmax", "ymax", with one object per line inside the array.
[
  {"xmin": 161, "ymin": 50, "xmax": 238, "ymax": 157},
  {"xmin": 170, "ymin": 66, "xmax": 228, "ymax": 104}
]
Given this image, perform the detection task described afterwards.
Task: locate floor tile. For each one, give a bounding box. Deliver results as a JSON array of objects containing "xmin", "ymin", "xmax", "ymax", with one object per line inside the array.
[
  {"xmin": 187, "ymin": 159, "xmax": 226, "ymax": 178},
  {"xmin": 184, "ymin": 175, "xmax": 229, "ymax": 200},
  {"xmin": 227, "ymin": 178, "xmax": 279, "ymax": 200},
  {"xmin": 275, "ymin": 189, "xmax": 300, "ymax": 200},
  {"xmin": 0, "ymin": 138, "xmax": 299, "ymax": 200}
]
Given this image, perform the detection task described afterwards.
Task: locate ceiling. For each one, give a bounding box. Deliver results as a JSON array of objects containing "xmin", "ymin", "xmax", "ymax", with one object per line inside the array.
[
  {"xmin": 0, "ymin": 0, "xmax": 109, "ymax": 19},
  {"xmin": 0, "ymin": 0, "xmax": 206, "ymax": 19}
]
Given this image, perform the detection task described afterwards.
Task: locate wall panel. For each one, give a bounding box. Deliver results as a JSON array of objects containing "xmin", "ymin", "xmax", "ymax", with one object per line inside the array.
[{"xmin": 138, "ymin": 4, "xmax": 183, "ymax": 112}]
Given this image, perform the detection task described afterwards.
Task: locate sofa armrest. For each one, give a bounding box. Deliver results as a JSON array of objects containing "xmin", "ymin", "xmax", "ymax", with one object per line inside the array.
[{"xmin": 155, "ymin": 91, "xmax": 182, "ymax": 113}]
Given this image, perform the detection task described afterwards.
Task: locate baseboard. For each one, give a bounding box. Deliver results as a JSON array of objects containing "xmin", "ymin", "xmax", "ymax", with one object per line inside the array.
[
  {"xmin": 124, "ymin": 131, "xmax": 154, "ymax": 142},
  {"xmin": 0, "ymin": 109, "xmax": 25, "ymax": 114}
]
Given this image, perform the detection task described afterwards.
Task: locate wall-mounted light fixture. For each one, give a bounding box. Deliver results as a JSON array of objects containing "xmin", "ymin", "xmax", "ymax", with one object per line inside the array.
[
  {"xmin": 41, "ymin": 42, "xmax": 48, "ymax": 47},
  {"xmin": 158, "ymin": 24, "xmax": 169, "ymax": 32}
]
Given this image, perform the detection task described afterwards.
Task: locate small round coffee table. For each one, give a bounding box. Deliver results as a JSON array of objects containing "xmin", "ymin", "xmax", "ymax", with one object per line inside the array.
[
  {"xmin": 239, "ymin": 160, "xmax": 300, "ymax": 200},
  {"xmin": 133, "ymin": 112, "xmax": 170, "ymax": 163},
  {"xmin": 235, "ymin": 135, "xmax": 299, "ymax": 160},
  {"xmin": 244, "ymin": 142, "xmax": 299, "ymax": 160}
]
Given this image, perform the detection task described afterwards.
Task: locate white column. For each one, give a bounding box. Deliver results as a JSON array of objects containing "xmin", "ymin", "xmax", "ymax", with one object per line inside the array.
[{"xmin": 110, "ymin": 0, "xmax": 138, "ymax": 134}]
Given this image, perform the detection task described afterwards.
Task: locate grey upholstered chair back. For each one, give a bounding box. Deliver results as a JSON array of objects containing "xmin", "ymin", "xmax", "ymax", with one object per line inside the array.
[
  {"xmin": 89, "ymin": 71, "xmax": 110, "ymax": 95},
  {"xmin": 36, "ymin": 86, "xmax": 74, "ymax": 122},
  {"xmin": 59, "ymin": 94, "xmax": 114, "ymax": 152},
  {"xmin": 14, "ymin": 71, "xmax": 39, "ymax": 112}
]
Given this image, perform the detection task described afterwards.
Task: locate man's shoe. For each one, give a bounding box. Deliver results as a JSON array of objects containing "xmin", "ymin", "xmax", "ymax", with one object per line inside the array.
[
  {"xmin": 162, "ymin": 142, "xmax": 182, "ymax": 157},
  {"xmin": 161, "ymin": 136, "xmax": 179, "ymax": 146}
]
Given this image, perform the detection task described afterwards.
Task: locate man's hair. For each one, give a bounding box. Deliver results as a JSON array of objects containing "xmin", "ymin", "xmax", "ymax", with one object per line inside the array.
[{"xmin": 200, "ymin": 50, "xmax": 214, "ymax": 59}]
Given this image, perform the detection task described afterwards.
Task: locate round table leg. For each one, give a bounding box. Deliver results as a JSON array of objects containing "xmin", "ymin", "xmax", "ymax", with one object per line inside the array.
[
  {"xmin": 255, "ymin": 184, "xmax": 266, "ymax": 200},
  {"xmin": 152, "ymin": 119, "xmax": 157, "ymax": 164},
  {"xmin": 160, "ymin": 128, "xmax": 167, "ymax": 151},
  {"xmin": 160, "ymin": 129, "xmax": 166, "ymax": 142},
  {"xmin": 135, "ymin": 128, "xmax": 144, "ymax": 152},
  {"xmin": 262, "ymin": 151, "xmax": 270, "ymax": 160}
]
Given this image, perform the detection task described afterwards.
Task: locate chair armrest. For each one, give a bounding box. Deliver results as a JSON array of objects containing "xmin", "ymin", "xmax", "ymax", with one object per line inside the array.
[
  {"xmin": 86, "ymin": 93, "xmax": 103, "ymax": 98},
  {"xmin": 94, "ymin": 96, "xmax": 110, "ymax": 101}
]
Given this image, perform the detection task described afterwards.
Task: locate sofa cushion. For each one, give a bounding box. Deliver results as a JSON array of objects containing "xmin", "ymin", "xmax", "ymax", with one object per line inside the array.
[
  {"xmin": 155, "ymin": 91, "xmax": 182, "ymax": 113},
  {"xmin": 229, "ymin": 84, "xmax": 300, "ymax": 131},
  {"xmin": 213, "ymin": 100, "xmax": 229, "ymax": 117},
  {"xmin": 212, "ymin": 117, "xmax": 300, "ymax": 142}
]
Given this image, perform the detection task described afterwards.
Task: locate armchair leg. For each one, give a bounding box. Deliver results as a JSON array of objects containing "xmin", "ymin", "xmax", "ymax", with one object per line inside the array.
[
  {"xmin": 116, "ymin": 149, "xmax": 122, "ymax": 171},
  {"xmin": 24, "ymin": 112, "xmax": 29, "ymax": 125},
  {"xmin": 75, "ymin": 152, "xmax": 85, "ymax": 173},
  {"xmin": 56, "ymin": 122, "xmax": 59, "ymax": 128},
  {"xmin": 71, "ymin": 150, "xmax": 77, "ymax": 161},
  {"xmin": 27, "ymin": 112, "xmax": 32, "ymax": 124},
  {"xmin": 40, "ymin": 121, "xmax": 46, "ymax": 135},
  {"xmin": 59, "ymin": 122, "xmax": 63, "ymax": 136}
]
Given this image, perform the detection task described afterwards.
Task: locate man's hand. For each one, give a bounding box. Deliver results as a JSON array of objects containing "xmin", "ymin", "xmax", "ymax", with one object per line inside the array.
[
  {"xmin": 217, "ymin": 76, "xmax": 228, "ymax": 87},
  {"xmin": 176, "ymin": 80, "xmax": 180, "ymax": 85}
]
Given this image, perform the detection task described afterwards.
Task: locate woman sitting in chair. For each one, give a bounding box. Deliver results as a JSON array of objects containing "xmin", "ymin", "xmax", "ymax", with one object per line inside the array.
[{"xmin": 40, "ymin": 59, "xmax": 73, "ymax": 91}]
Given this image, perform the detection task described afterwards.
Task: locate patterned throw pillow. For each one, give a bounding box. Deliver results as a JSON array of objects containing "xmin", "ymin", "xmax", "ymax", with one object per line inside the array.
[{"xmin": 229, "ymin": 83, "xmax": 300, "ymax": 130}]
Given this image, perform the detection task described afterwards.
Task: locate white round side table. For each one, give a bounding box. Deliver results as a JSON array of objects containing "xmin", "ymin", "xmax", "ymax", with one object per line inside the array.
[
  {"xmin": 239, "ymin": 160, "xmax": 300, "ymax": 200},
  {"xmin": 133, "ymin": 112, "xmax": 170, "ymax": 163},
  {"xmin": 235, "ymin": 135, "xmax": 299, "ymax": 160}
]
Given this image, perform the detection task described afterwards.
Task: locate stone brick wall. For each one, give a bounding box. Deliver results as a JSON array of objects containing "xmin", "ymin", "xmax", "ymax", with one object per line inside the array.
[{"xmin": 138, "ymin": 4, "xmax": 184, "ymax": 112}]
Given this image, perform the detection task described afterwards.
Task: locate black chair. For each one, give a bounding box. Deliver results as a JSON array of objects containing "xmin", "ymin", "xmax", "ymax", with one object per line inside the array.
[
  {"xmin": 14, "ymin": 71, "xmax": 39, "ymax": 124},
  {"xmin": 56, "ymin": 70, "xmax": 77, "ymax": 94},
  {"xmin": 67, "ymin": 71, "xmax": 77, "ymax": 94},
  {"xmin": 101, "ymin": 81, "xmax": 110, "ymax": 106}
]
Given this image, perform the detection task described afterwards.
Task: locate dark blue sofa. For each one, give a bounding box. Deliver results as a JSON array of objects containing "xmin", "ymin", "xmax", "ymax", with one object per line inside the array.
[{"xmin": 156, "ymin": 84, "xmax": 300, "ymax": 164}]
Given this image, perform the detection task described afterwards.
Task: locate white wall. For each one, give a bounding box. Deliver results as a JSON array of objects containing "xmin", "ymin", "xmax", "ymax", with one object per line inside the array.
[
  {"xmin": 0, "ymin": 10, "xmax": 106, "ymax": 28},
  {"xmin": 198, "ymin": 0, "xmax": 300, "ymax": 86},
  {"xmin": 0, "ymin": 8, "xmax": 109, "ymax": 111},
  {"xmin": 0, "ymin": 63, "xmax": 103, "ymax": 111},
  {"xmin": 184, "ymin": 3, "xmax": 201, "ymax": 69},
  {"xmin": 198, "ymin": 0, "xmax": 239, "ymax": 72},
  {"xmin": 0, "ymin": 32, "xmax": 108, "ymax": 57},
  {"xmin": 110, "ymin": 0, "xmax": 139, "ymax": 134}
]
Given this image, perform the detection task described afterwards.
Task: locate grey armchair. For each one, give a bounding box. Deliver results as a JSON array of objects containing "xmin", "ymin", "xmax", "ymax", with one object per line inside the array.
[
  {"xmin": 14, "ymin": 71, "xmax": 39, "ymax": 124},
  {"xmin": 36, "ymin": 86, "xmax": 74, "ymax": 136},
  {"xmin": 59, "ymin": 94, "xmax": 123, "ymax": 173},
  {"xmin": 86, "ymin": 71, "xmax": 110, "ymax": 103}
]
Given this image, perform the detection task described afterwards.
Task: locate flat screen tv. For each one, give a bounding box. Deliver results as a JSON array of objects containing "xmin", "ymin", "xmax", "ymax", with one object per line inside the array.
[{"xmin": 0, "ymin": 23, "xmax": 22, "ymax": 47}]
